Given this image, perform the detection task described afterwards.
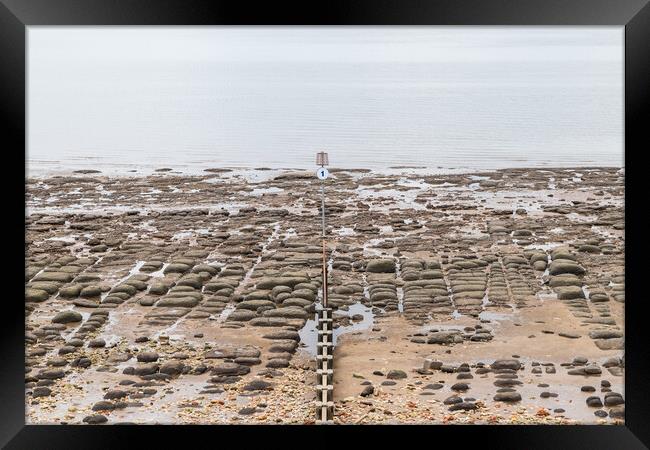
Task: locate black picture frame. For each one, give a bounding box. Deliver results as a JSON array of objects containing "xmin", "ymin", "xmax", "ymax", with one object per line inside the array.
[{"xmin": 2, "ymin": 0, "xmax": 649, "ymax": 448}]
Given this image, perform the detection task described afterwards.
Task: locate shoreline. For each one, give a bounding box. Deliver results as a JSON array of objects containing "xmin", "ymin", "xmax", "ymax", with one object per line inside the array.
[{"xmin": 25, "ymin": 163, "xmax": 625, "ymax": 181}]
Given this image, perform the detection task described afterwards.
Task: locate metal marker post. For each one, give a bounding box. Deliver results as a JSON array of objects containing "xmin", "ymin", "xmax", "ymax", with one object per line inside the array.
[
  {"xmin": 315, "ymin": 151, "xmax": 333, "ymax": 423},
  {"xmin": 316, "ymin": 152, "xmax": 329, "ymax": 308}
]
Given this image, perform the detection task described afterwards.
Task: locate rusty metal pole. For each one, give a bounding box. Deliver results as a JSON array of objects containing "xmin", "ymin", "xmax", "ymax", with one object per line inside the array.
[
  {"xmin": 316, "ymin": 151, "xmax": 329, "ymax": 308},
  {"xmin": 321, "ymin": 182, "xmax": 327, "ymax": 308}
]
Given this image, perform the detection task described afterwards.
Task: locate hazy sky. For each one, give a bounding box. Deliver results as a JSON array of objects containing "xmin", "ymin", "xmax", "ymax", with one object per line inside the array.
[
  {"xmin": 29, "ymin": 27, "xmax": 622, "ymax": 63},
  {"xmin": 27, "ymin": 27, "xmax": 623, "ymax": 172}
]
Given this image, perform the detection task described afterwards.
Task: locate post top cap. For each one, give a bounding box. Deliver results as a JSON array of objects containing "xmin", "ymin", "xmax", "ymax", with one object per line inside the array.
[{"xmin": 316, "ymin": 151, "xmax": 329, "ymax": 166}]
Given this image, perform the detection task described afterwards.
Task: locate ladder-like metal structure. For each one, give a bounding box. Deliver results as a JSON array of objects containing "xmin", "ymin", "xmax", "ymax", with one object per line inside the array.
[
  {"xmin": 315, "ymin": 305, "xmax": 334, "ymax": 422},
  {"xmin": 315, "ymin": 152, "xmax": 334, "ymax": 423}
]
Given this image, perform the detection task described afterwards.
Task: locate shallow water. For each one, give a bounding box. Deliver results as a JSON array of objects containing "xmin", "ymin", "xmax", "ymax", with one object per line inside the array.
[
  {"xmin": 28, "ymin": 28, "xmax": 623, "ymax": 176},
  {"xmin": 299, "ymin": 302, "xmax": 375, "ymax": 356}
]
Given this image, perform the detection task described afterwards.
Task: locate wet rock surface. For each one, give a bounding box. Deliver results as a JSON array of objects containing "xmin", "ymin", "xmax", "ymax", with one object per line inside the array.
[{"xmin": 25, "ymin": 167, "xmax": 624, "ymax": 424}]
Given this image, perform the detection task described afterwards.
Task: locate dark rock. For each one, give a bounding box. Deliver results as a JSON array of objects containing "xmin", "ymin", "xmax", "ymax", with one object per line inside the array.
[
  {"xmin": 265, "ymin": 358, "xmax": 289, "ymax": 368},
  {"xmin": 242, "ymin": 380, "xmax": 273, "ymax": 391},
  {"xmin": 88, "ymin": 338, "xmax": 106, "ymax": 348},
  {"xmin": 490, "ymin": 359, "xmax": 521, "ymax": 371},
  {"xmin": 588, "ymin": 330, "xmax": 623, "ymax": 340},
  {"xmin": 37, "ymin": 369, "xmax": 65, "ymax": 380},
  {"xmin": 558, "ymin": 332, "xmax": 581, "ymax": 339},
  {"xmin": 540, "ymin": 392, "xmax": 558, "ymax": 398},
  {"xmin": 211, "ymin": 362, "xmax": 251, "ymax": 376},
  {"xmin": 586, "ymin": 396, "xmax": 603, "ymax": 407},
  {"xmin": 104, "ymin": 390, "xmax": 128, "ymax": 400},
  {"xmin": 443, "ymin": 395, "xmax": 463, "ymax": 405},
  {"xmin": 609, "ymin": 406, "xmax": 624, "ymax": 419},
  {"xmin": 159, "ymin": 361, "xmax": 185, "ymax": 376},
  {"xmin": 386, "ymin": 370, "xmax": 407, "ymax": 380},
  {"xmin": 83, "ymin": 414, "xmax": 108, "ymax": 424},
  {"xmin": 493, "ymin": 379, "xmax": 523, "ymax": 387},
  {"xmin": 604, "ymin": 393, "xmax": 624, "ymax": 407},
  {"xmin": 136, "ymin": 352, "xmax": 159, "ymax": 363},
  {"xmin": 133, "ymin": 364, "xmax": 159, "ymax": 376},
  {"xmin": 493, "ymin": 392, "xmax": 522, "ymax": 402},
  {"xmin": 366, "ymin": 259, "xmax": 396, "ymax": 273},
  {"xmin": 448, "ymin": 402, "xmax": 478, "ymax": 412},
  {"xmin": 262, "ymin": 330, "xmax": 300, "ymax": 341},
  {"xmin": 92, "ymin": 401, "xmax": 116, "ymax": 411},
  {"xmin": 234, "ymin": 357, "xmax": 261, "ymax": 366},
  {"xmin": 360, "ymin": 385, "xmax": 375, "ymax": 397},
  {"xmin": 32, "ymin": 387, "xmax": 52, "ymax": 397},
  {"xmin": 52, "ymin": 310, "xmax": 82, "ymax": 324},
  {"xmin": 427, "ymin": 331, "xmax": 463, "ymax": 345}
]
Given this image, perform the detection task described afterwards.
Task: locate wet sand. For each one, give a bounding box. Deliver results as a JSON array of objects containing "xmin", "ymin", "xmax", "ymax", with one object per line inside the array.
[{"xmin": 25, "ymin": 166, "xmax": 625, "ymax": 424}]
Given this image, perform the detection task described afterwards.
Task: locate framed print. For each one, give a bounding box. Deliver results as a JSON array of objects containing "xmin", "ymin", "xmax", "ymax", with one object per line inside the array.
[{"xmin": 2, "ymin": 0, "xmax": 649, "ymax": 448}]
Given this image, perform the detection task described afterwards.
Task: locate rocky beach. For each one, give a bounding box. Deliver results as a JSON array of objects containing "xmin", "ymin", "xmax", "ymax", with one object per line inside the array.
[{"xmin": 25, "ymin": 166, "xmax": 625, "ymax": 425}]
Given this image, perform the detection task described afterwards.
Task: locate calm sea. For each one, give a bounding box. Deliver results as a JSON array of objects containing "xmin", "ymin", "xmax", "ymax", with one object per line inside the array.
[{"xmin": 27, "ymin": 27, "xmax": 624, "ymax": 175}]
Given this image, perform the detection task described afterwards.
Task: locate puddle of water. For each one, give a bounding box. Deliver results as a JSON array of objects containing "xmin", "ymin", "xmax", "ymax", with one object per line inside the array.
[
  {"xmin": 334, "ymin": 227, "xmax": 355, "ymax": 236},
  {"xmin": 298, "ymin": 302, "xmax": 375, "ymax": 357},
  {"xmin": 172, "ymin": 231, "xmax": 194, "ymax": 240},
  {"xmin": 217, "ymin": 168, "xmax": 285, "ymax": 184},
  {"xmin": 591, "ymin": 226, "xmax": 621, "ymax": 240},
  {"xmin": 45, "ymin": 235, "xmax": 77, "ymax": 243},
  {"xmin": 354, "ymin": 185, "xmax": 427, "ymax": 211},
  {"xmin": 217, "ymin": 303, "xmax": 236, "ymax": 323},
  {"xmin": 95, "ymin": 261, "xmax": 145, "ymax": 305},
  {"xmin": 524, "ymin": 242, "xmax": 564, "ymax": 252},
  {"xmin": 152, "ymin": 319, "xmax": 182, "ymax": 340},
  {"xmin": 149, "ymin": 263, "xmax": 170, "ymax": 278},
  {"xmin": 137, "ymin": 220, "xmax": 158, "ymax": 233},
  {"xmin": 298, "ymin": 314, "xmax": 318, "ymax": 356},
  {"xmin": 128, "ymin": 261, "xmax": 146, "ymax": 277},
  {"xmin": 248, "ymin": 187, "xmax": 284, "ymax": 196},
  {"xmin": 26, "ymin": 202, "xmax": 244, "ymax": 218},
  {"xmin": 395, "ymin": 259, "xmax": 404, "ymax": 313},
  {"xmin": 333, "ymin": 303, "xmax": 375, "ymax": 346},
  {"xmin": 478, "ymin": 310, "xmax": 512, "ymax": 321},
  {"xmin": 566, "ymin": 213, "xmax": 598, "ymax": 223}
]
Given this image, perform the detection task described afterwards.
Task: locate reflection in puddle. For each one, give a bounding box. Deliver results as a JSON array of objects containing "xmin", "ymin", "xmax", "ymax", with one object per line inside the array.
[
  {"xmin": 298, "ymin": 302, "xmax": 375, "ymax": 356},
  {"xmin": 478, "ymin": 310, "xmax": 512, "ymax": 322}
]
